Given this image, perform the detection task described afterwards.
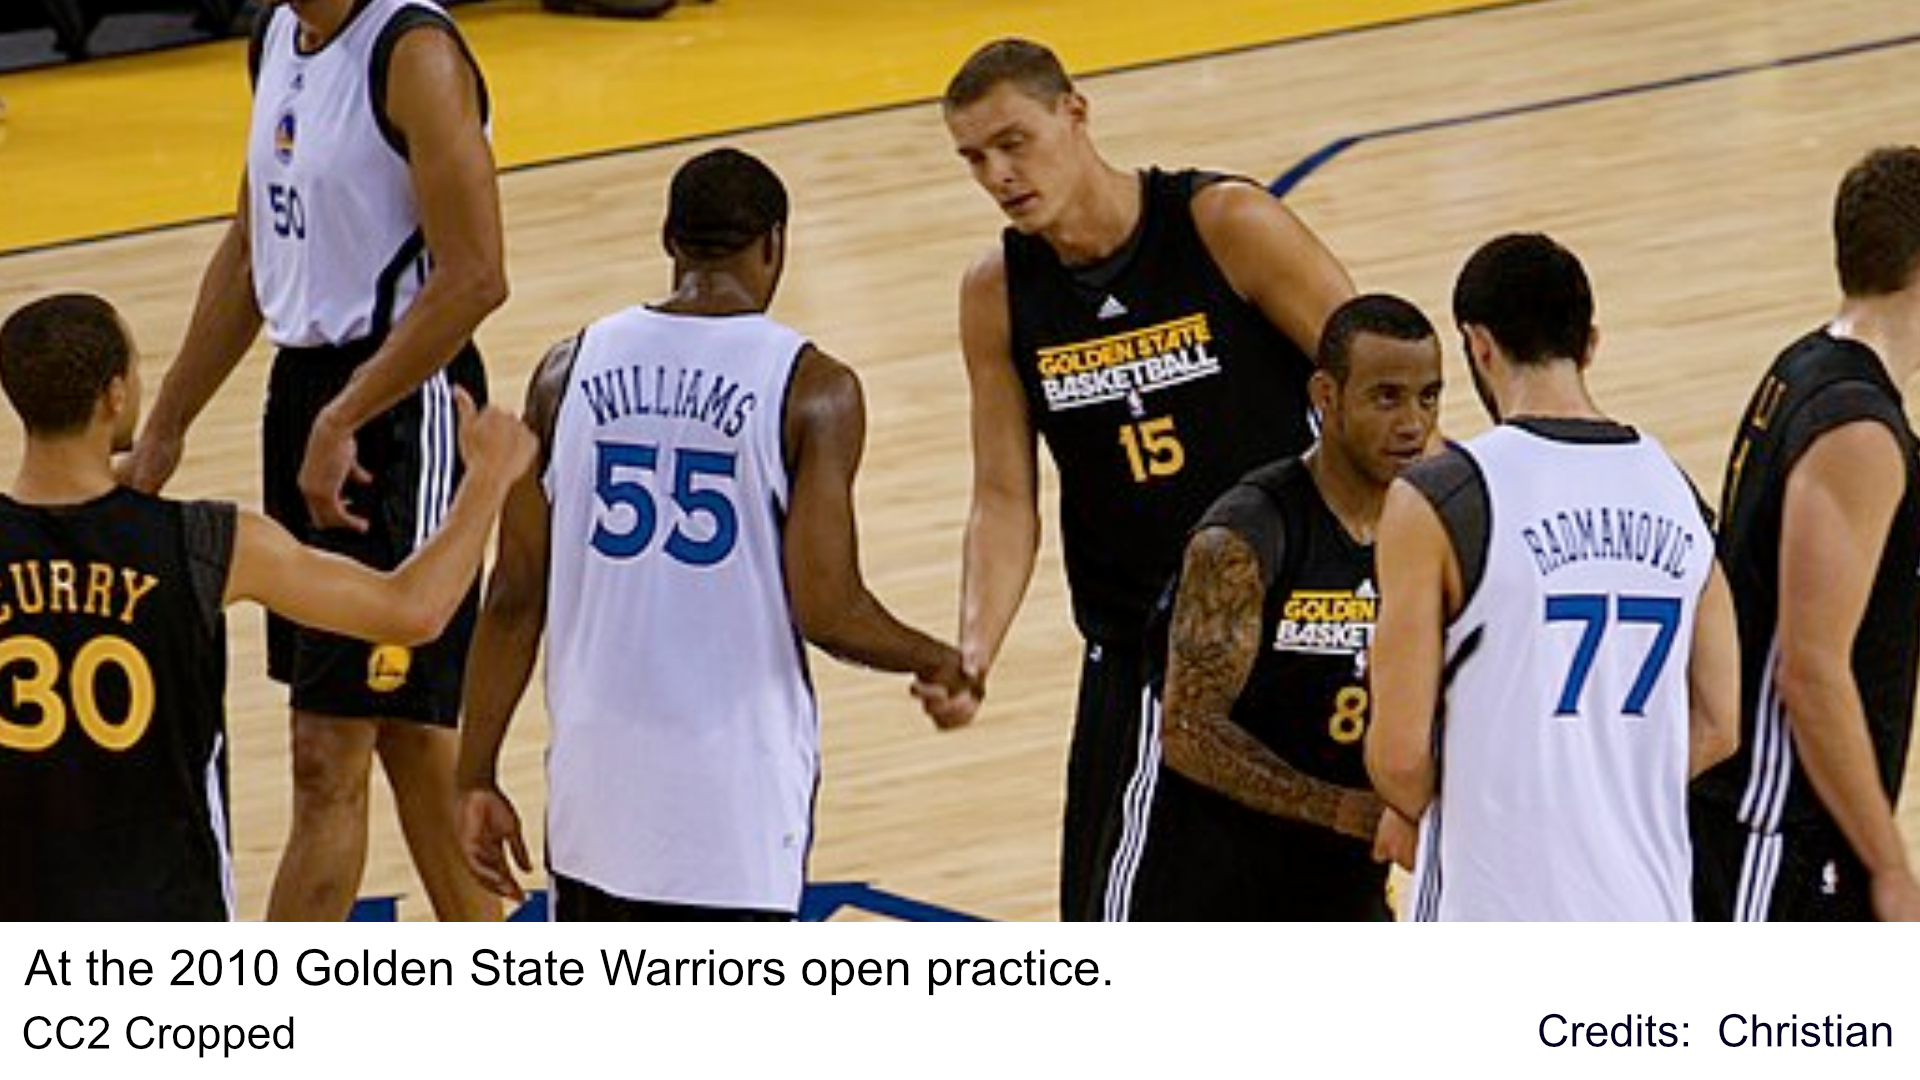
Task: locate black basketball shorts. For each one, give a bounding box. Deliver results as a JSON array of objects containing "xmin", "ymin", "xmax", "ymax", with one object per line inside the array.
[{"xmin": 261, "ymin": 338, "xmax": 487, "ymax": 725}]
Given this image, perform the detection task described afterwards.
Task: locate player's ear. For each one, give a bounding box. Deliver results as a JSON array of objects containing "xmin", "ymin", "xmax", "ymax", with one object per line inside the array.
[
  {"xmin": 1061, "ymin": 89, "xmax": 1089, "ymax": 126},
  {"xmin": 1459, "ymin": 323, "xmax": 1493, "ymax": 371},
  {"xmin": 1308, "ymin": 368, "xmax": 1338, "ymax": 418},
  {"xmin": 1579, "ymin": 324, "xmax": 1600, "ymax": 370}
]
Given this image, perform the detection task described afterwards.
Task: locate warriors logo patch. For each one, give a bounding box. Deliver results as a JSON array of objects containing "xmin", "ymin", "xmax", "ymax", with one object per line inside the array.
[{"xmin": 367, "ymin": 645, "xmax": 411, "ymax": 693}]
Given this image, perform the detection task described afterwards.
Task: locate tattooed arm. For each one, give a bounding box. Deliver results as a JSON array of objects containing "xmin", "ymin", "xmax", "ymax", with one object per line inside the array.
[{"xmin": 1160, "ymin": 526, "xmax": 1383, "ymax": 840}]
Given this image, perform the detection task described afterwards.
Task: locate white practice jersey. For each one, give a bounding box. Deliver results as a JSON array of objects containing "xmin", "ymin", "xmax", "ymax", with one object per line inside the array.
[
  {"xmin": 1409, "ymin": 423, "xmax": 1712, "ymax": 921},
  {"xmin": 543, "ymin": 307, "xmax": 816, "ymax": 912},
  {"xmin": 247, "ymin": 0, "xmax": 478, "ymax": 347}
]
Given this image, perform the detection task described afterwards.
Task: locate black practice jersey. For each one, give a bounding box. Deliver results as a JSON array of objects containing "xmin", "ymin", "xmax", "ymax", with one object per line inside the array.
[
  {"xmin": 1128, "ymin": 458, "xmax": 1385, "ymax": 919},
  {"xmin": 1165, "ymin": 458, "xmax": 1376, "ymax": 786},
  {"xmin": 0, "ymin": 489, "xmax": 235, "ymax": 920},
  {"xmin": 1005, "ymin": 168, "xmax": 1315, "ymax": 642},
  {"xmin": 1695, "ymin": 329, "xmax": 1920, "ymax": 831}
]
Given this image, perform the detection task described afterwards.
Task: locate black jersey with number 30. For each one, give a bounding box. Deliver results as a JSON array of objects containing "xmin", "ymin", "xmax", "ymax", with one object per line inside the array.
[
  {"xmin": 1004, "ymin": 168, "xmax": 1315, "ymax": 642},
  {"xmin": 0, "ymin": 490, "xmax": 235, "ymax": 920}
]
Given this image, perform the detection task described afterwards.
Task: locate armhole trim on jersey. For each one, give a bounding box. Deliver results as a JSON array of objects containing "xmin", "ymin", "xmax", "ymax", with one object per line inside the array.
[
  {"xmin": 1186, "ymin": 168, "xmax": 1261, "ymax": 198},
  {"xmin": 367, "ymin": 228, "xmax": 426, "ymax": 339},
  {"xmin": 1405, "ymin": 446, "xmax": 1492, "ymax": 618},
  {"xmin": 1777, "ymin": 378, "xmax": 1911, "ymax": 487},
  {"xmin": 534, "ymin": 329, "xmax": 586, "ymax": 486},
  {"xmin": 1234, "ymin": 462, "xmax": 1307, "ymax": 591},
  {"xmin": 776, "ymin": 341, "xmax": 811, "ymax": 500},
  {"xmin": 182, "ymin": 501, "xmax": 238, "ymax": 643},
  {"xmin": 369, "ymin": 8, "xmax": 491, "ymax": 160}
]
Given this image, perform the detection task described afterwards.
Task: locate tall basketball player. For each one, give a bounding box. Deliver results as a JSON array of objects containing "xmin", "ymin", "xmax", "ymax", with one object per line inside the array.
[
  {"xmin": 925, "ymin": 37, "xmax": 1355, "ymax": 919},
  {"xmin": 0, "ymin": 293, "xmax": 532, "ymax": 920},
  {"xmin": 122, "ymin": 0, "xmax": 505, "ymax": 920},
  {"xmin": 1367, "ymin": 234, "xmax": 1741, "ymax": 921},
  {"xmin": 455, "ymin": 149, "xmax": 973, "ymax": 921},
  {"xmin": 1692, "ymin": 147, "xmax": 1920, "ymax": 922}
]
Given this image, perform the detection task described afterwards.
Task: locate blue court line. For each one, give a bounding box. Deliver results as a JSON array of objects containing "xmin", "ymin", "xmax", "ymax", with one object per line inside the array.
[
  {"xmin": 1270, "ymin": 29, "xmax": 1920, "ymax": 197},
  {"xmin": 348, "ymin": 881, "xmax": 987, "ymax": 922}
]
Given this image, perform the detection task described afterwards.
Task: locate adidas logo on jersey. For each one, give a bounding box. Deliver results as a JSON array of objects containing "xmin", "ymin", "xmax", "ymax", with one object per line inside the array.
[{"xmin": 1097, "ymin": 295, "xmax": 1128, "ymax": 320}]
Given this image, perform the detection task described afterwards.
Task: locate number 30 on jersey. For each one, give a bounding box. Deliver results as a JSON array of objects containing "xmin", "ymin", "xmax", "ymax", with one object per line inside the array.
[{"xmin": 0, "ymin": 635, "xmax": 155, "ymax": 753}]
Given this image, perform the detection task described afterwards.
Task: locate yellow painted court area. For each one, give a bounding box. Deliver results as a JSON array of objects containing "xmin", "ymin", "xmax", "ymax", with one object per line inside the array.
[{"xmin": 0, "ymin": 0, "xmax": 1509, "ymax": 253}]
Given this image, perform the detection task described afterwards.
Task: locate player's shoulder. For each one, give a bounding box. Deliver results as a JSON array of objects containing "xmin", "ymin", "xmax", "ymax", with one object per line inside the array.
[
  {"xmin": 790, "ymin": 344, "xmax": 861, "ymax": 413},
  {"xmin": 1188, "ymin": 172, "xmax": 1283, "ymax": 231},
  {"xmin": 1400, "ymin": 441, "xmax": 1484, "ymax": 511},
  {"xmin": 961, "ymin": 244, "xmax": 1008, "ymax": 297}
]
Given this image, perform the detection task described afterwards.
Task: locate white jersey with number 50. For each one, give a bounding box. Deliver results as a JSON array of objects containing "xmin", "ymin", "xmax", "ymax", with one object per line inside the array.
[
  {"xmin": 247, "ymin": 0, "xmax": 470, "ymax": 347},
  {"xmin": 543, "ymin": 306, "xmax": 815, "ymax": 912},
  {"xmin": 1409, "ymin": 423, "xmax": 1712, "ymax": 921}
]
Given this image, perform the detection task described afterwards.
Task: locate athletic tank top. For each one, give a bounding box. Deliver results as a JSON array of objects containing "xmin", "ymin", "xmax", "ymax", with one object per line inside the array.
[
  {"xmin": 1004, "ymin": 168, "xmax": 1315, "ymax": 641},
  {"xmin": 247, "ymin": 0, "xmax": 487, "ymax": 347},
  {"xmin": 542, "ymin": 307, "xmax": 817, "ymax": 911},
  {"xmin": 1406, "ymin": 421, "xmax": 1712, "ymax": 921},
  {"xmin": 0, "ymin": 490, "xmax": 235, "ymax": 920},
  {"xmin": 1694, "ymin": 329, "xmax": 1920, "ymax": 832},
  {"xmin": 1149, "ymin": 458, "xmax": 1377, "ymax": 785}
]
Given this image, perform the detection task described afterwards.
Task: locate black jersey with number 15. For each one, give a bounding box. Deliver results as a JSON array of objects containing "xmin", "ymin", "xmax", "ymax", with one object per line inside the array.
[{"xmin": 1005, "ymin": 168, "xmax": 1316, "ymax": 643}]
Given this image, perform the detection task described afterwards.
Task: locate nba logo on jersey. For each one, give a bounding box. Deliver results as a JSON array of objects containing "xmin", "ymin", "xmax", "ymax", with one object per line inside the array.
[{"xmin": 274, "ymin": 112, "xmax": 297, "ymax": 164}]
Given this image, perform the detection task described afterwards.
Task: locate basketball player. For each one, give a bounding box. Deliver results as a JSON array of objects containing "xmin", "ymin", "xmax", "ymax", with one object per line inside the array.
[
  {"xmin": 122, "ymin": 0, "xmax": 505, "ymax": 920},
  {"xmin": 0, "ymin": 293, "xmax": 532, "ymax": 920},
  {"xmin": 455, "ymin": 149, "xmax": 973, "ymax": 921},
  {"xmin": 921, "ymin": 37, "xmax": 1356, "ymax": 920},
  {"xmin": 1366, "ymin": 233, "xmax": 1740, "ymax": 921},
  {"xmin": 1114, "ymin": 294, "xmax": 1441, "ymax": 921},
  {"xmin": 1692, "ymin": 147, "xmax": 1920, "ymax": 922}
]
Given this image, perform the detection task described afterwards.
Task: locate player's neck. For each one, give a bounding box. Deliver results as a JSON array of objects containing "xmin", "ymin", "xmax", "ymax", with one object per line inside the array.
[
  {"xmin": 1496, "ymin": 363, "xmax": 1605, "ymax": 424},
  {"xmin": 11, "ymin": 433, "xmax": 116, "ymax": 506},
  {"xmin": 1044, "ymin": 163, "xmax": 1140, "ymax": 265},
  {"xmin": 1304, "ymin": 446, "xmax": 1382, "ymax": 545},
  {"xmin": 1829, "ymin": 297, "xmax": 1920, "ymax": 386},
  {"xmin": 291, "ymin": 0, "xmax": 361, "ymax": 48},
  {"xmin": 656, "ymin": 270, "xmax": 766, "ymax": 317}
]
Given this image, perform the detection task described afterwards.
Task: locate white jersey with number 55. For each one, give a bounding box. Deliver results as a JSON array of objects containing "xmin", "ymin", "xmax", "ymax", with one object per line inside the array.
[{"xmin": 542, "ymin": 306, "xmax": 816, "ymax": 912}]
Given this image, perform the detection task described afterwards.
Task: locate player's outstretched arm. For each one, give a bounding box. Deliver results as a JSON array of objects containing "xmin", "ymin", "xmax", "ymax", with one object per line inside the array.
[
  {"xmin": 1775, "ymin": 420, "xmax": 1920, "ymax": 919},
  {"xmin": 299, "ymin": 24, "xmax": 507, "ymax": 531},
  {"xmin": 1162, "ymin": 527, "xmax": 1382, "ymax": 839},
  {"xmin": 455, "ymin": 342, "xmax": 569, "ymax": 901},
  {"xmin": 1192, "ymin": 180, "xmax": 1355, "ymax": 357},
  {"xmin": 785, "ymin": 345, "xmax": 974, "ymax": 725},
  {"xmin": 952, "ymin": 250, "xmax": 1039, "ymax": 694},
  {"xmin": 1686, "ymin": 560, "xmax": 1740, "ymax": 777},
  {"xmin": 1366, "ymin": 479, "xmax": 1452, "ymax": 819},
  {"xmin": 225, "ymin": 389, "xmax": 532, "ymax": 644},
  {"xmin": 124, "ymin": 176, "xmax": 264, "ymax": 494}
]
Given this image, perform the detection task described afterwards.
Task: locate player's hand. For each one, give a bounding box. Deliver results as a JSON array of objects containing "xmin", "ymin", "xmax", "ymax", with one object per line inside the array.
[
  {"xmin": 1870, "ymin": 868, "xmax": 1920, "ymax": 921},
  {"xmin": 1372, "ymin": 807, "xmax": 1418, "ymax": 871},
  {"xmin": 453, "ymin": 387, "xmax": 537, "ymax": 494},
  {"xmin": 118, "ymin": 424, "xmax": 184, "ymax": 493},
  {"xmin": 459, "ymin": 786, "xmax": 532, "ymax": 902},
  {"xmin": 298, "ymin": 406, "xmax": 373, "ymax": 532},
  {"xmin": 911, "ymin": 650, "xmax": 984, "ymax": 730}
]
